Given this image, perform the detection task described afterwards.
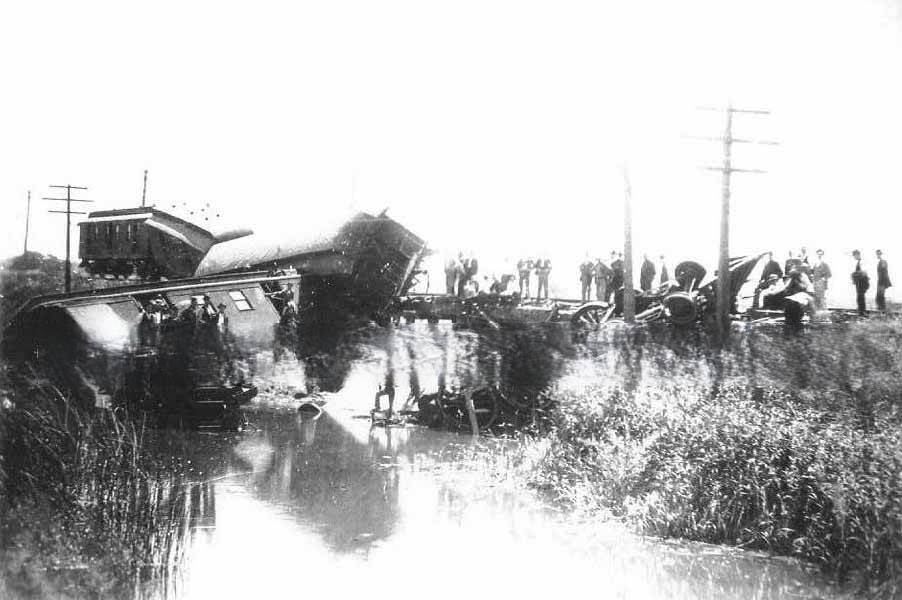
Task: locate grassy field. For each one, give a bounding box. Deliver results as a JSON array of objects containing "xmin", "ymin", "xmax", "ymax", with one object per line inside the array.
[{"xmin": 531, "ymin": 319, "xmax": 902, "ymax": 597}]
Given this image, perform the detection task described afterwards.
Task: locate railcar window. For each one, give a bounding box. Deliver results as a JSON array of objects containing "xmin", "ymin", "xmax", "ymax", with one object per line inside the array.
[{"xmin": 228, "ymin": 290, "xmax": 253, "ymax": 311}]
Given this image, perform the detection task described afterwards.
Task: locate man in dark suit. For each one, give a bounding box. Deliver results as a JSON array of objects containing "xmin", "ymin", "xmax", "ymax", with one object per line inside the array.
[
  {"xmin": 876, "ymin": 249, "xmax": 892, "ymax": 312},
  {"xmin": 535, "ymin": 258, "xmax": 552, "ymax": 300},
  {"xmin": 609, "ymin": 252, "xmax": 624, "ymax": 302},
  {"xmin": 760, "ymin": 252, "xmax": 783, "ymax": 283},
  {"xmin": 851, "ymin": 250, "xmax": 870, "ymax": 316},
  {"xmin": 579, "ymin": 257, "xmax": 595, "ymax": 302}
]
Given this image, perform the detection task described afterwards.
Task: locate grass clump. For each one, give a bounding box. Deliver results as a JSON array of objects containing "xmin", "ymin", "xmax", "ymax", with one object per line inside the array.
[{"xmin": 533, "ymin": 321, "xmax": 902, "ymax": 594}]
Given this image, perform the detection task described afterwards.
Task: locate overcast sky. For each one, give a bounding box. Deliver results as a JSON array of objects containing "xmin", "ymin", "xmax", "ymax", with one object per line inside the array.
[{"xmin": 2, "ymin": 0, "xmax": 901, "ymax": 298}]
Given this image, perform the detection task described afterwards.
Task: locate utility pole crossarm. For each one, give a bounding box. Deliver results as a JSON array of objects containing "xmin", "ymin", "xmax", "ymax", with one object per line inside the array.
[
  {"xmin": 696, "ymin": 105, "xmax": 771, "ymax": 115},
  {"xmin": 44, "ymin": 184, "xmax": 93, "ymax": 293},
  {"xmin": 730, "ymin": 137, "xmax": 780, "ymax": 145},
  {"xmin": 700, "ymin": 166, "xmax": 768, "ymax": 174},
  {"xmin": 690, "ymin": 104, "xmax": 777, "ymax": 339},
  {"xmin": 684, "ymin": 134, "xmax": 779, "ymax": 145}
]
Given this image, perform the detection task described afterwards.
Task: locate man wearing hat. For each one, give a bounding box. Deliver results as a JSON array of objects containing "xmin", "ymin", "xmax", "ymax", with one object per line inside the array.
[
  {"xmin": 759, "ymin": 252, "xmax": 783, "ymax": 284},
  {"xmin": 851, "ymin": 250, "xmax": 870, "ymax": 316},
  {"xmin": 811, "ymin": 249, "xmax": 832, "ymax": 311},
  {"xmin": 876, "ymin": 250, "xmax": 892, "ymax": 312}
]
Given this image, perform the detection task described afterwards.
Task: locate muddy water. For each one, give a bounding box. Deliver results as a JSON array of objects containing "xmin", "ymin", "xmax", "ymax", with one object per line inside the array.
[{"xmin": 5, "ymin": 321, "xmax": 846, "ymax": 599}]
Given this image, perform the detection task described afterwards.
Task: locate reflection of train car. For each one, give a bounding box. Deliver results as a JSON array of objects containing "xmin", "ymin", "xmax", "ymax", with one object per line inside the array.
[{"xmin": 78, "ymin": 207, "xmax": 251, "ymax": 280}]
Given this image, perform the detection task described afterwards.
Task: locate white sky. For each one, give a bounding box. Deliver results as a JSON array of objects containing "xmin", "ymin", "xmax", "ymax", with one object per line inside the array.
[{"xmin": 2, "ymin": 0, "xmax": 901, "ymax": 299}]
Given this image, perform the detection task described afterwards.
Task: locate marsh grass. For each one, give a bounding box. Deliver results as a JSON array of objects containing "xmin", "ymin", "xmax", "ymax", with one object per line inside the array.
[
  {"xmin": 533, "ymin": 320, "xmax": 902, "ymax": 594},
  {"xmin": 0, "ymin": 374, "xmax": 200, "ymax": 599}
]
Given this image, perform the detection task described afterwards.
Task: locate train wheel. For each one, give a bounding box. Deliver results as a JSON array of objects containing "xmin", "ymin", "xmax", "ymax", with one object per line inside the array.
[
  {"xmin": 571, "ymin": 303, "xmax": 614, "ymax": 327},
  {"xmin": 437, "ymin": 388, "xmax": 500, "ymax": 432}
]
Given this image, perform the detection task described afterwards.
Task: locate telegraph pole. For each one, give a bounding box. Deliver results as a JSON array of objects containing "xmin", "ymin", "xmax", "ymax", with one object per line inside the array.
[
  {"xmin": 23, "ymin": 190, "xmax": 32, "ymax": 254},
  {"xmin": 43, "ymin": 184, "xmax": 93, "ymax": 293},
  {"xmin": 691, "ymin": 104, "xmax": 776, "ymax": 337},
  {"xmin": 622, "ymin": 165, "xmax": 635, "ymax": 323},
  {"xmin": 141, "ymin": 170, "xmax": 149, "ymax": 207}
]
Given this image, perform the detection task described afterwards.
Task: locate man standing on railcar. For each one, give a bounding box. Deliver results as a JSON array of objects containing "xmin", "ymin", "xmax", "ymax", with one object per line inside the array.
[
  {"xmin": 594, "ymin": 257, "xmax": 611, "ymax": 302},
  {"xmin": 609, "ymin": 252, "xmax": 624, "ymax": 302},
  {"xmin": 579, "ymin": 256, "xmax": 595, "ymax": 302},
  {"xmin": 445, "ymin": 253, "xmax": 462, "ymax": 295},
  {"xmin": 517, "ymin": 257, "xmax": 534, "ymax": 298},
  {"xmin": 535, "ymin": 257, "xmax": 552, "ymax": 300},
  {"xmin": 760, "ymin": 252, "xmax": 783, "ymax": 283}
]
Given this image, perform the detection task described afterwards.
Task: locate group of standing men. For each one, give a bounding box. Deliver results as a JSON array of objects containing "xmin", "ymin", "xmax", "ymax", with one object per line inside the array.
[
  {"xmin": 444, "ymin": 252, "xmax": 481, "ymax": 297},
  {"xmin": 516, "ymin": 257, "xmax": 553, "ymax": 300},
  {"xmin": 852, "ymin": 249, "xmax": 893, "ymax": 315},
  {"xmin": 578, "ymin": 253, "xmax": 669, "ymax": 303},
  {"xmin": 757, "ymin": 248, "xmax": 892, "ymax": 316}
]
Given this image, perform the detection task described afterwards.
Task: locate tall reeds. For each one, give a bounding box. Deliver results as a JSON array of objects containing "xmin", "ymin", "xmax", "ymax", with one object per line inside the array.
[{"xmin": 0, "ymin": 375, "xmax": 200, "ymax": 599}]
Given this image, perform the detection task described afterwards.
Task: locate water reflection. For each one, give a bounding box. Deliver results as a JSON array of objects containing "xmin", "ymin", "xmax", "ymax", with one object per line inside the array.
[
  {"xmin": 2, "ymin": 320, "xmax": 854, "ymax": 599},
  {"xmin": 149, "ymin": 406, "xmax": 840, "ymax": 600}
]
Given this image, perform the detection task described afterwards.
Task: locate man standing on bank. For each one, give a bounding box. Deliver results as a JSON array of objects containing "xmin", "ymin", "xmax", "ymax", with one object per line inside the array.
[
  {"xmin": 811, "ymin": 249, "xmax": 832, "ymax": 311},
  {"xmin": 876, "ymin": 249, "xmax": 892, "ymax": 312},
  {"xmin": 851, "ymin": 249, "xmax": 870, "ymax": 317}
]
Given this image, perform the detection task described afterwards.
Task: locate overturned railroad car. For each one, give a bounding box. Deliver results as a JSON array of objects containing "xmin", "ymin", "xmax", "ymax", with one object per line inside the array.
[
  {"xmin": 194, "ymin": 211, "xmax": 428, "ymax": 323},
  {"xmin": 3, "ymin": 271, "xmax": 301, "ymax": 427}
]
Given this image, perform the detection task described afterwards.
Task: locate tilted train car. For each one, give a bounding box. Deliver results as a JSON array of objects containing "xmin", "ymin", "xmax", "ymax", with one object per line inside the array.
[
  {"xmin": 77, "ymin": 207, "xmax": 251, "ymax": 280},
  {"xmin": 194, "ymin": 211, "xmax": 428, "ymax": 323},
  {"xmin": 78, "ymin": 206, "xmax": 427, "ymax": 323}
]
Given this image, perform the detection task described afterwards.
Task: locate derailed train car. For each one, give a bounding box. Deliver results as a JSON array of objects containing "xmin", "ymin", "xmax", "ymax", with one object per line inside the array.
[
  {"xmin": 3, "ymin": 271, "xmax": 301, "ymax": 428},
  {"xmin": 194, "ymin": 211, "xmax": 428, "ymax": 324},
  {"xmin": 78, "ymin": 207, "xmax": 251, "ymax": 280},
  {"xmin": 77, "ymin": 206, "xmax": 428, "ymax": 324}
]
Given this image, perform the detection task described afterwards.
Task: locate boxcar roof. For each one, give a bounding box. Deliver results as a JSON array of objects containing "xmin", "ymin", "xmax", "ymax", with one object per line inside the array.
[
  {"xmin": 193, "ymin": 211, "xmax": 369, "ymax": 276},
  {"xmin": 79, "ymin": 207, "xmax": 215, "ymax": 240}
]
